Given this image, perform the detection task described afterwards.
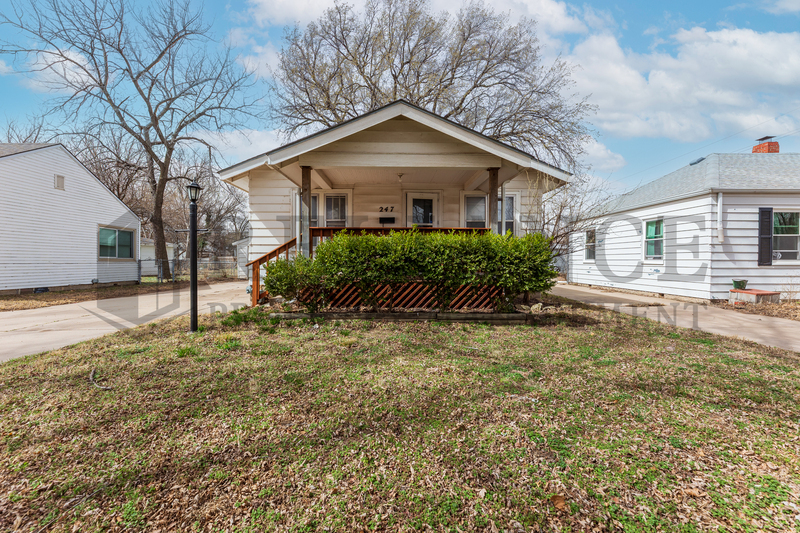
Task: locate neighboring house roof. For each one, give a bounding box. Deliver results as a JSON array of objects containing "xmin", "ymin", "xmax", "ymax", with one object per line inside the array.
[
  {"xmin": 0, "ymin": 143, "xmax": 58, "ymax": 159},
  {"xmin": 0, "ymin": 143, "xmax": 140, "ymax": 220},
  {"xmin": 608, "ymin": 153, "xmax": 800, "ymax": 214},
  {"xmin": 218, "ymin": 99, "xmax": 571, "ymax": 183}
]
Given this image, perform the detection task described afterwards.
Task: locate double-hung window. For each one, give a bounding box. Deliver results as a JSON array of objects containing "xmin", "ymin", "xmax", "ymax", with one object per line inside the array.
[
  {"xmin": 99, "ymin": 228, "xmax": 134, "ymax": 259},
  {"xmin": 644, "ymin": 219, "xmax": 664, "ymax": 261},
  {"xmin": 773, "ymin": 212, "xmax": 799, "ymax": 261},
  {"xmin": 325, "ymin": 195, "xmax": 347, "ymax": 227},
  {"xmin": 497, "ymin": 195, "xmax": 515, "ymax": 235},
  {"xmin": 585, "ymin": 229, "xmax": 596, "ymax": 261},
  {"xmin": 464, "ymin": 196, "xmax": 487, "ymax": 228}
]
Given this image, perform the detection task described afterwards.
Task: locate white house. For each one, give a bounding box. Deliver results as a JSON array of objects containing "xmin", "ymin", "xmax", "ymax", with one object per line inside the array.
[
  {"xmin": 218, "ymin": 100, "xmax": 572, "ymax": 305},
  {"xmin": 0, "ymin": 143, "xmax": 141, "ymax": 293},
  {"xmin": 139, "ymin": 238, "xmax": 177, "ymax": 276},
  {"xmin": 568, "ymin": 139, "xmax": 800, "ymax": 300}
]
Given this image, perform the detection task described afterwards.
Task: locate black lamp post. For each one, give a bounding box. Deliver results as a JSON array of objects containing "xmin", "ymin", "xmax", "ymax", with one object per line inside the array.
[{"xmin": 186, "ymin": 181, "xmax": 203, "ymax": 331}]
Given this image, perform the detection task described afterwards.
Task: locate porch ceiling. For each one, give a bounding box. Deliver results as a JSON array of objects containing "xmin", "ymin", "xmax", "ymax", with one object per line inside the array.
[{"xmin": 275, "ymin": 162, "xmax": 530, "ymax": 192}]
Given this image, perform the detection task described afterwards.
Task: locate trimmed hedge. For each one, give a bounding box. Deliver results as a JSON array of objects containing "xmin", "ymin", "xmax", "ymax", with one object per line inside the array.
[{"xmin": 263, "ymin": 230, "xmax": 556, "ymax": 312}]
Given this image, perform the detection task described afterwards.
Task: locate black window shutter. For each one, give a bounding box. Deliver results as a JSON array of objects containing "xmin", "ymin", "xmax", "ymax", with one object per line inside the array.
[{"xmin": 758, "ymin": 207, "xmax": 773, "ymax": 266}]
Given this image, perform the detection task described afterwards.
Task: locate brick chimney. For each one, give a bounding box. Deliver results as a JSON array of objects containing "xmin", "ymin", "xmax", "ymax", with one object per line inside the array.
[{"xmin": 753, "ymin": 136, "xmax": 779, "ymax": 153}]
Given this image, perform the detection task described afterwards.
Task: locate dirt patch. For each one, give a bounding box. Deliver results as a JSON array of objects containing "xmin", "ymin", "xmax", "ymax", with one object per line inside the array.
[
  {"xmin": 0, "ymin": 279, "xmax": 241, "ymax": 312},
  {"xmin": 714, "ymin": 299, "xmax": 800, "ymax": 322}
]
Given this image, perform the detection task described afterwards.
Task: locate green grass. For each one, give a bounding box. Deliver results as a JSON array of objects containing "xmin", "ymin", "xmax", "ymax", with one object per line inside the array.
[{"xmin": 1, "ymin": 304, "xmax": 799, "ymax": 531}]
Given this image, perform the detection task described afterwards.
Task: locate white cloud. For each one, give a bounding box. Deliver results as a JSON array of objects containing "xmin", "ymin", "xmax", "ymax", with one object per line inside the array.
[
  {"xmin": 239, "ymin": 42, "xmax": 280, "ymax": 79},
  {"xmin": 568, "ymin": 27, "xmax": 800, "ymax": 141},
  {"xmin": 762, "ymin": 0, "xmax": 800, "ymax": 14},
  {"xmin": 197, "ymin": 128, "xmax": 283, "ymax": 166},
  {"xmin": 0, "ymin": 60, "xmax": 12, "ymax": 75},
  {"xmin": 246, "ymin": 0, "xmax": 337, "ymax": 27},
  {"xmin": 582, "ymin": 139, "xmax": 627, "ymax": 173},
  {"xmin": 22, "ymin": 50, "xmax": 96, "ymax": 93}
]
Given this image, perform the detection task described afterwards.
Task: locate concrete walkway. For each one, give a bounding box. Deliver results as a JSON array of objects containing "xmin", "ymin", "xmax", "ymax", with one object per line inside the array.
[
  {"xmin": 0, "ymin": 281, "xmax": 249, "ymax": 363},
  {"xmin": 551, "ymin": 284, "xmax": 800, "ymax": 353}
]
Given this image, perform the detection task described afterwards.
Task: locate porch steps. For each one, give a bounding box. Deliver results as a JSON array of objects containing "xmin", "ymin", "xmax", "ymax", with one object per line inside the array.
[{"xmin": 728, "ymin": 289, "xmax": 781, "ymax": 305}]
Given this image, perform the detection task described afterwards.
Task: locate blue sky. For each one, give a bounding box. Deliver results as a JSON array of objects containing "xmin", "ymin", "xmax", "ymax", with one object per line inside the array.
[{"xmin": 1, "ymin": 0, "xmax": 799, "ymax": 192}]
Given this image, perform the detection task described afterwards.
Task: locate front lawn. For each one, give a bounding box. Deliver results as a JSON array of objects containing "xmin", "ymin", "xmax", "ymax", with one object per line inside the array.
[{"xmin": 1, "ymin": 303, "xmax": 799, "ymax": 531}]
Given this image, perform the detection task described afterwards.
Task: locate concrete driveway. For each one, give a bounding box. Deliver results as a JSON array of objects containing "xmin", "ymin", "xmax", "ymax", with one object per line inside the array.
[
  {"xmin": 0, "ymin": 281, "xmax": 249, "ymax": 363},
  {"xmin": 551, "ymin": 283, "xmax": 800, "ymax": 353}
]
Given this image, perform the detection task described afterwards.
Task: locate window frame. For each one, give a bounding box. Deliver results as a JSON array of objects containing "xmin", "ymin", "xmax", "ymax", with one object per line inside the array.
[
  {"xmin": 460, "ymin": 192, "xmax": 489, "ymax": 229},
  {"xmin": 496, "ymin": 193, "xmax": 519, "ymax": 236},
  {"xmin": 98, "ymin": 226, "xmax": 135, "ymax": 260},
  {"xmin": 642, "ymin": 217, "xmax": 664, "ymax": 263},
  {"xmin": 584, "ymin": 228, "xmax": 596, "ymax": 262},
  {"xmin": 772, "ymin": 210, "xmax": 800, "ymax": 263}
]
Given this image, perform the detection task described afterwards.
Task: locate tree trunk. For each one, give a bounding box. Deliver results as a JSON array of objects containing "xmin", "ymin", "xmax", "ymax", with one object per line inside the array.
[{"xmin": 149, "ymin": 156, "xmax": 172, "ymax": 280}]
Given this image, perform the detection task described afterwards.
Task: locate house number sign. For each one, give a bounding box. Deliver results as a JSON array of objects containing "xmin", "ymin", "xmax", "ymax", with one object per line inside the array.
[{"xmin": 378, "ymin": 206, "xmax": 395, "ymax": 212}]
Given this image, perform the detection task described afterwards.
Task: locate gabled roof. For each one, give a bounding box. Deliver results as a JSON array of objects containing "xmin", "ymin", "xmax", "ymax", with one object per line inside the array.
[
  {"xmin": 0, "ymin": 143, "xmax": 58, "ymax": 158},
  {"xmin": 219, "ymin": 100, "xmax": 570, "ymax": 182},
  {"xmin": 608, "ymin": 153, "xmax": 800, "ymax": 214}
]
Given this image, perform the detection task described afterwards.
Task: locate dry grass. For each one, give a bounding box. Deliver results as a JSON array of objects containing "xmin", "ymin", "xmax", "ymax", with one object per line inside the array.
[
  {"xmin": 0, "ymin": 279, "xmax": 239, "ymax": 312},
  {"xmin": 1, "ymin": 303, "xmax": 799, "ymax": 532}
]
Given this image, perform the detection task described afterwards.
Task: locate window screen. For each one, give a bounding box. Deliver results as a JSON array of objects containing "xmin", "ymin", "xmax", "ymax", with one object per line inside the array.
[
  {"xmin": 465, "ymin": 196, "xmax": 486, "ymax": 228},
  {"xmin": 99, "ymin": 228, "xmax": 117, "ymax": 257},
  {"xmin": 645, "ymin": 219, "xmax": 664, "ymax": 260}
]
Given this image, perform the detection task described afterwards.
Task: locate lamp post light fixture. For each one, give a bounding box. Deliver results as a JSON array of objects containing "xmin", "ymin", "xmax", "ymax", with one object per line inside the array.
[{"xmin": 186, "ymin": 181, "xmax": 203, "ymax": 331}]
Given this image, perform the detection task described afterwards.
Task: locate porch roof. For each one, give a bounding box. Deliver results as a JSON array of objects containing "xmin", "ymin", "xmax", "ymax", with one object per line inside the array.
[{"xmin": 219, "ymin": 100, "xmax": 571, "ymax": 193}]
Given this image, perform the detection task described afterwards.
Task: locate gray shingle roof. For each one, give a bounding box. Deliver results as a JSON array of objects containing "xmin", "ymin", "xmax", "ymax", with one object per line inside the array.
[
  {"xmin": 0, "ymin": 143, "xmax": 58, "ymax": 159},
  {"xmin": 608, "ymin": 153, "xmax": 800, "ymax": 214}
]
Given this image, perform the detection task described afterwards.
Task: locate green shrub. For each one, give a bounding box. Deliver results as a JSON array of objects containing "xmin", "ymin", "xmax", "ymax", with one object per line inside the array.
[{"xmin": 263, "ymin": 230, "xmax": 555, "ymax": 312}]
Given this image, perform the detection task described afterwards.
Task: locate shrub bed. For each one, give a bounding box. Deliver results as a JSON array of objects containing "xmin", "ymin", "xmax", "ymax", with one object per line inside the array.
[{"xmin": 263, "ymin": 230, "xmax": 556, "ymax": 312}]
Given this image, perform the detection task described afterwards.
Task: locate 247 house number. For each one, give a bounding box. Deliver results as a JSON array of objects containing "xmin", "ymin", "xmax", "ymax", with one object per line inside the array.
[{"xmin": 378, "ymin": 206, "xmax": 395, "ymax": 212}]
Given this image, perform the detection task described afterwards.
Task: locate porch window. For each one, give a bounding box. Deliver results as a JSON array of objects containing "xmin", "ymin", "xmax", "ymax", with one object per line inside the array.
[
  {"xmin": 644, "ymin": 219, "xmax": 663, "ymax": 260},
  {"xmin": 497, "ymin": 196, "xmax": 515, "ymax": 235},
  {"xmin": 310, "ymin": 195, "xmax": 319, "ymax": 227},
  {"xmin": 773, "ymin": 212, "xmax": 799, "ymax": 261},
  {"xmin": 326, "ymin": 195, "xmax": 347, "ymax": 227},
  {"xmin": 585, "ymin": 229, "xmax": 596, "ymax": 261},
  {"xmin": 464, "ymin": 196, "xmax": 487, "ymax": 228},
  {"xmin": 99, "ymin": 228, "xmax": 133, "ymax": 259}
]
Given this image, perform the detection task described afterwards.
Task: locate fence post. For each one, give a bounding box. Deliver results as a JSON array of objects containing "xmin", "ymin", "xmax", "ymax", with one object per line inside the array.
[{"xmin": 137, "ymin": 260, "xmax": 141, "ymax": 283}]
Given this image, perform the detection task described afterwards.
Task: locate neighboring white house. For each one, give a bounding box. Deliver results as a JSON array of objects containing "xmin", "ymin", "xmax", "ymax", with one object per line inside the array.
[
  {"xmin": 139, "ymin": 238, "xmax": 176, "ymax": 276},
  {"xmin": 219, "ymin": 100, "xmax": 571, "ymax": 273},
  {"xmin": 0, "ymin": 143, "xmax": 141, "ymax": 293},
  {"xmin": 232, "ymin": 237, "xmax": 250, "ymax": 280},
  {"xmin": 568, "ymin": 139, "xmax": 800, "ymax": 300}
]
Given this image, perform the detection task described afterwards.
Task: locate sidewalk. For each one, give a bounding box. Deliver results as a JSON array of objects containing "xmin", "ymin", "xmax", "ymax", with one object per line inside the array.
[
  {"xmin": 0, "ymin": 281, "xmax": 249, "ymax": 363},
  {"xmin": 551, "ymin": 284, "xmax": 800, "ymax": 353}
]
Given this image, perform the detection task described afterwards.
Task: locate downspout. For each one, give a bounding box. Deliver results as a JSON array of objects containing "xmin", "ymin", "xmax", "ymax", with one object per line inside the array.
[{"xmin": 716, "ymin": 192, "xmax": 725, "ymax": 243}]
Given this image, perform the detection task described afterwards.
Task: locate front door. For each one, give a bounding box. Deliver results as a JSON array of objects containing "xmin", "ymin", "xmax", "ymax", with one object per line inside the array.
[{"xmin": 407, "ymin": 193, "xmax": 439, "ymax": 227}]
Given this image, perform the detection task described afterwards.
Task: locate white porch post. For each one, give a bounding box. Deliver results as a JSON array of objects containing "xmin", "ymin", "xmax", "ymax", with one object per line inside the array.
[
  {"xmin": 488, "ymin": 168, "xmax": 499, "ymax": 234},
  {"xmin": 300, "ymin": 166, "xmax": 312, "ymax": 257}
]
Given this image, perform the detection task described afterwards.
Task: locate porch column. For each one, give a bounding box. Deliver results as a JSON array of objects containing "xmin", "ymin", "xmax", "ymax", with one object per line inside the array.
[
  {"xmin": 300, "ymin": 166, "xmax": 312, "ymax": 257},
  {"xmin": 488, "ymin": 167, "xmax": 499, "ymax": 234}
]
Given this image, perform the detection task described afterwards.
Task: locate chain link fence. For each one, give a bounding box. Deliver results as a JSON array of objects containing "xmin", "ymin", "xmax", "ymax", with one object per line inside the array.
[{"xmin": 138, "ymin": 259, "xmax": 241, "ymax": 283}]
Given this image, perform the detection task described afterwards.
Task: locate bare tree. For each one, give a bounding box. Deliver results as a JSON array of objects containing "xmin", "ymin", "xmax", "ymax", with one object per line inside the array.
[
  {"xmin": 520, "ymin": 170, "xmax": 614, "ymax": 276},
  {"xmin": 68, "ymin": 132, "xmax": 150, "ymax": 218},
  {"xmin": 271, "ymin": 0, "xmax": 593, "ymax": 170},
  {"xmin": 1, "ymin": 0, "xmax": 262, "ymax": 278},
  {"xmin": 1, "ymin": 116, "xmax": 50, "ymax": 143}
]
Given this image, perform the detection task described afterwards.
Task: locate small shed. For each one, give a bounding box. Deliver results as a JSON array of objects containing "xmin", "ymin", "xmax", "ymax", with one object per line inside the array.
[{"xmin": 232, "ymin": 237, "xmax": 251, "ymax": 280}]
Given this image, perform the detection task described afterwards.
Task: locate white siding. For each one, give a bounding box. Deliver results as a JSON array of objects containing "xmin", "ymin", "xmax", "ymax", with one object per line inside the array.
[
  {"xmin": 568, "ymin": 196, "xmax": 715, "ymax": 299},
  {"xmin": 0, "ymin": 146, "xmax": 140, "ymax": 291},
  {"xmin": 710, "ymin": 193, "xmax": 800, "ymax": 299},
  {"xmin": 247, "ymin": 169, "xmax": 296, "ymax": 262}
]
